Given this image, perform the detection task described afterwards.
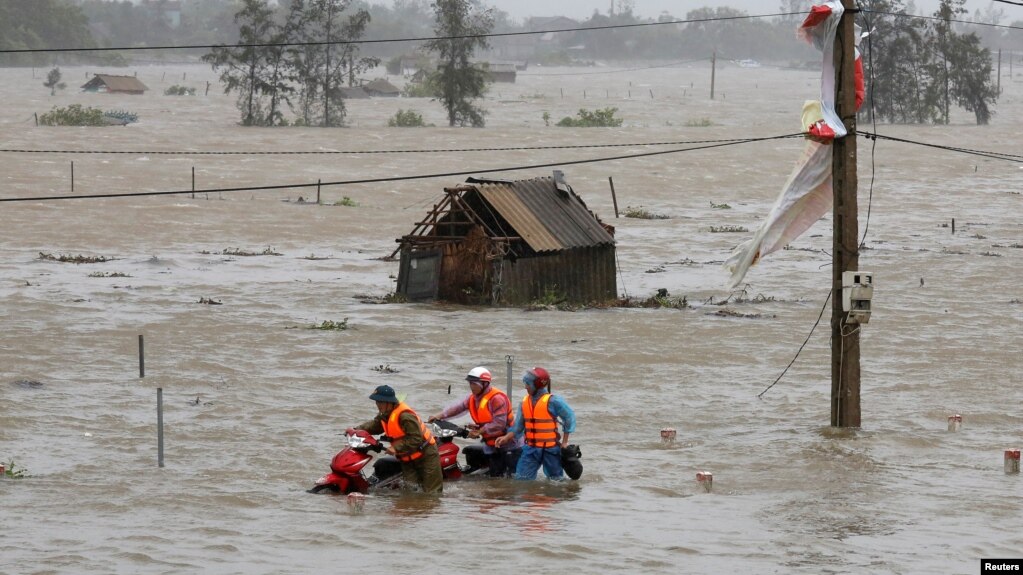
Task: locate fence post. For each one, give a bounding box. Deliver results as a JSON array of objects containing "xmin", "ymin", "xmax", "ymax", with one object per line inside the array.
[{"xmin": 505, "ymin": 355, "xmax": 514, "ymax": 398}]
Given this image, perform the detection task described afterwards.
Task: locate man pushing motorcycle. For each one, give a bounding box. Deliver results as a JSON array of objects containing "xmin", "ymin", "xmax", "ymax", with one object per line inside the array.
[
  {"xmin": 352, "ymin": 385, "xmax": 443, "ymax": 493},
  {"xmin": 428, "ymin": 366, "xmax": 523, "ymax": 477},
  {"xmin": 495, "ymin": 367, "xmax": 577, "ymax": 481}
]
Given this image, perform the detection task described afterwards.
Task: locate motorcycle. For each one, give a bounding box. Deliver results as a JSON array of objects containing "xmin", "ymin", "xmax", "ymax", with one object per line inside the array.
[{"xmin": 308, "ymin": 421, "xmax": 466, "ymax": 494}]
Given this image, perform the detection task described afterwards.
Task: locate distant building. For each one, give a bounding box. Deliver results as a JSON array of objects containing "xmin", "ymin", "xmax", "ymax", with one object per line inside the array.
[
  {"xmin": 81, "ymin": 74, "xmax": 149, "ymax": 95},
  {"xmin": 483, "ymin": 63, "xmax": 517, "ymax": 83},
  {"xmin": 362, "ymin": 78, "xmax": 400, "ymax": 97},
  {"xmin": 395, "ymin": 172, "xmax": 616, "ymax": 305}
]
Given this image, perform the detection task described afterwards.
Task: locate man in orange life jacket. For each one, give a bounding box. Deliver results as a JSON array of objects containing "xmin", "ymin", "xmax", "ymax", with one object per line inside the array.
[
  {"xmin": 495, "ymin": 367, "xmax": 576, "ymax": 481},
  {"xmin": 353, "ymin": 385, "xmax": 443, "ymax": 493},
  {"xmin": 428, "ymin": 366, "xmax": 523, "ymax": 477}
]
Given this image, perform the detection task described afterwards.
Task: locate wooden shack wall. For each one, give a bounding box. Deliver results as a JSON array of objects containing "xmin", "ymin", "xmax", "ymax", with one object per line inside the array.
[{"xmin": 495, "ymin": 246, "xmax": 616, "ymax": 305}]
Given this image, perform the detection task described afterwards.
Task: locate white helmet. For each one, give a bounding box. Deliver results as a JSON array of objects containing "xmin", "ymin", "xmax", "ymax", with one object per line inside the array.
[{"xmin": 465, "ymin": 366, "xmax": 492, "ymax": 384}]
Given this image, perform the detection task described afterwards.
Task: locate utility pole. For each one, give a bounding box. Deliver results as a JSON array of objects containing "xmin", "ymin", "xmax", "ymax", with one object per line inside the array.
[
  {"xmin": 997, "ymin": 49, "xmax": 1002, "ymax": 94},
  {"xmin": 711, "ymin": 51, "xmax": 717, "ymax": 100},
  {"xmin": 831, "ymin": 0, "xmax": 860, "ymax": 428}
]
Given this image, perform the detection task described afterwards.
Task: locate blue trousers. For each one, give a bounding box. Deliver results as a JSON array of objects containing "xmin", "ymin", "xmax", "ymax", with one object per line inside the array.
[{"xmin": 514, "ymin": 444, "xmax": 564, "ymax": 480}]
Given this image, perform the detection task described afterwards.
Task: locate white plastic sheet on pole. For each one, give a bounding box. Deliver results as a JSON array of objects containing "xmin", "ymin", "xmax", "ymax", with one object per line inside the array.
[{"xmin": 724, "ymin": 1, "xmax": 847, "ymax": 289}]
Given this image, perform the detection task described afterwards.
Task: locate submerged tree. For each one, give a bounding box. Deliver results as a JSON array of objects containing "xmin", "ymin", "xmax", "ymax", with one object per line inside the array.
[
  {"xmin": 202, "ymin": 0, "xmax": 276, "ymax": 126},
  {"xmin": 933, "ymin": 0, "xmax": 997, "ymax": 124},
  {"xmin": 425, "ymin": 0, "xmax": 493, "ymax": 127},
  {"xmin": 43, "ymin": 67, "xmax": 66, "ymax": 96},
  {"xmin": 302, "ymin": 0, "xmax": 377, "ymax": 127},
  {"xmin": 859, "ymin": 0, "xmax": 997, "ymax": 125}
]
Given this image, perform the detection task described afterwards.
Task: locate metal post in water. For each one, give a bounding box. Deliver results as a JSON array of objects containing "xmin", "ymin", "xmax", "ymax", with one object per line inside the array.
[
  {"xmin": 947, "ymin": 414, "xmax": 962, "ymax": 432},
  {"xmin": 191, "ymin": 166, "xmax": 195, "ymax": 199},
  {"xmin": 1006, "ymin": 449, "xmax": 1020, "ymax": 474},
  {"xmin": 317, "ymin": 179, "xmax": 321, "ymax": 205},
  {"xmin": 157, "ymin": 388, "xmax": 165, "ymax": 468},
  {"xmin": 608, "ymin": 176, "xmax": 620, "ymax": 218},
  {"xmin": 139, "ymin": 334, "xmax": 145, "ymax": 378},
  {"xmin": 505, "ymin": 355, "xmax": 513, "ymax": 398},
  {"xmin": 697, "ymin": 471, "xmax": 713, "ymax": 493},
  {"xmin": 71, "ymin": 161, "xmax": 74, "ymax": 192}
]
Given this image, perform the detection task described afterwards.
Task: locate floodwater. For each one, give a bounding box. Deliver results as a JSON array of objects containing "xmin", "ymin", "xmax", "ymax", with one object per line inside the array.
[{"xmin": 1, "ymin": 58, "xmax": 1021, "ymax": 575}]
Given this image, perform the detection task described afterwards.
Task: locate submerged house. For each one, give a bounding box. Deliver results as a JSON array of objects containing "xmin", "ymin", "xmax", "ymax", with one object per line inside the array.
[
  {"xmin": 395, "ymin": 172, "xmax": 616, "ymax": 305},
  {"xmin": 81, "ymin": 74, "xmax": 149, "ymax": 95},
  {"xmin": 363, "ymin": 78, "xmax": 400, "ymax": 97}
]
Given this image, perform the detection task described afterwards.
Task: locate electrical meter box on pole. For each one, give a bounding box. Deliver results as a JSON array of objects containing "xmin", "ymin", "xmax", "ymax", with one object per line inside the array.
[{"xmin": 842, "ymin": 271, "xmax": 873, "ymax": 324}]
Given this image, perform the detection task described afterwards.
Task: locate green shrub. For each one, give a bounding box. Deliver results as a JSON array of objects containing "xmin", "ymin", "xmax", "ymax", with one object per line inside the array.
[
  {"xmin": 556, "ymin": 107, "xmax": 623, "ymax": 127},
  {"xmin": 38, "ymin": 104, "xmax": 107, "ymax": 126},
  {"xmin": 164, "ymin": 85, "xmax": 196, "ymax": 96},
  {"xmin": 388, "ymin": 109, "xmax": 428, "ymax": 127},
  {"xmin": 401, "ymin": 81, "xmax": 438, "ymax": 98},
  {"xmin": 685, "ymin": 117, "xmax": 714, "ymax": 127}
]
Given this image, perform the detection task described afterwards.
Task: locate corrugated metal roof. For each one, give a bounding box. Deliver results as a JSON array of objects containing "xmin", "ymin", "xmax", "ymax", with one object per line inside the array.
[
  {"xmin": 82, "ymin": 74, "xmax": 149, "ymax": 92},
  {"xmin": 474, "ymin": 176, "xmax": 614, "ymax": 254}
]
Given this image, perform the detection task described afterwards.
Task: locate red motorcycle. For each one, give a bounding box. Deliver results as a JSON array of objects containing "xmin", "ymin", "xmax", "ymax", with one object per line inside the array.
[{"xmin": 309, "ymin": 421, "xmax": 466, "ymax": 494}]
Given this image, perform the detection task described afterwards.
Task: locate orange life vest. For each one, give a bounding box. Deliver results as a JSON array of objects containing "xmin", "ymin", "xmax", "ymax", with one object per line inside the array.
[
  {"xmin": 522, "ymin": 393, "xmax": 557, "ymax": 448},
  {"xmin": 468, "ymin": 387, "xmax": 515, "ymax": 447},
  {"xmin": 382, "ymin": 403, "xmax": 436, "ymax": 462}
]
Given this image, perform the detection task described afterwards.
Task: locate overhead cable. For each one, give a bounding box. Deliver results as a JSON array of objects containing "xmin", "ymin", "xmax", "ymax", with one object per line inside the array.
[
  {"xmin": 858, "ymin": 131, "xmax": 1023, "ymax": 162},
  {"xmin": 0, "ymin": 133, "xmax": 802, "ymax": 203},
  {"xmin": 0, "ymin": 137, "xmax": 786, "ymax": 156},
  {"xmin": 0, "ymin": 12, "xmax": 803, "ymax": 55}
]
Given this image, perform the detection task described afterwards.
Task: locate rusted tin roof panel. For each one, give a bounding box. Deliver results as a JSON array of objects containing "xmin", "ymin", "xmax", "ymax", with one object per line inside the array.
[
  {"xmin": 476, "ymin": 177, "xmax": 614, "ymax": 254},
  {"xmin": 477, "ymin": 184, "xmax": 562, "ymax": 252}
]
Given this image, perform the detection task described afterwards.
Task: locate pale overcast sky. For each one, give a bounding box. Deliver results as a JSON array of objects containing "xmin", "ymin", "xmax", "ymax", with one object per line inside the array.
[{"xmin": 365, "ymin": 1, "xmax": 997, "ymax": 22}]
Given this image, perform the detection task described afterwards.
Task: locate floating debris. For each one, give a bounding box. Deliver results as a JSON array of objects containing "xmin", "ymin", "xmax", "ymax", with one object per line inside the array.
[{"xmin": 39, "ymin": 252, "xmax": 112, "ymax": 264}]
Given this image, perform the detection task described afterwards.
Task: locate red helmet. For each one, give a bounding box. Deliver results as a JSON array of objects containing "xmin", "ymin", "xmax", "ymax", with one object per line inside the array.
[{"xmin": 525, "ymin": 367, "xmax": 550, "ymax": 388}]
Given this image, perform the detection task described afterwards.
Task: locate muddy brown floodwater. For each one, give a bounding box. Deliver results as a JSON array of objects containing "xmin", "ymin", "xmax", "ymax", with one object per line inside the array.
[{"xmin": 1, "ymin": 60, "xmax": 1021, "ymax": 574}]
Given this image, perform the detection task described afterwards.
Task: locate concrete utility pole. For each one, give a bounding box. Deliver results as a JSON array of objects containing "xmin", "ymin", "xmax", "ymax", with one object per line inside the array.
[{"xmin": 831, "ymin": 0, "xmax": 860, "ymax": 427}]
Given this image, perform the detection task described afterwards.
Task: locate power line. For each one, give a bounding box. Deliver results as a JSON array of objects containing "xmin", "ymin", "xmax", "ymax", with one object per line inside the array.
[
  {"xmin": 993, "ymin": 0, "xmax": 1023, "ymax": 7},
  {"xmin": 857, "ymin": 131, "xmax": 1023, "ymax": 162},
  {"xmin": 862, "ymin": 9, "xmax": 1023, "ymax": 31},
  {"xmin": 3, "ymin": 8, "xmax": 1017, "ymax": 56},
  {"xmin": 0, "ymin": 137, "xmax": 778, "ymax": 157},
  {"xmin": 0, "ymin": 12, "xmax": 803, "ymax": 55},
  {"xmin": 0, "ymin": 133, "xmax": 801, "ymax": 203}
]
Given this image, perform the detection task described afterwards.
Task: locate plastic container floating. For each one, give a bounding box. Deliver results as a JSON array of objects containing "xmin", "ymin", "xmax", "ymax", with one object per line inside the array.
[
  {"xmin": 947, "ymin": 414, "xmax": 962, "ymax": 432},
  {"xmin": 660, "ymin": 428, "xmax": 677, "ymax": 443},
  {"xmin": 696, "ymin": 471, "xmax": 713, "ymax": 493},
  {"xmin": 1006, "ymin": 449, "xmax": 1020, "ymax": 474},
  {"xmin": 347, "ymin": 492, "xmax": 367, "ymax": 511}
]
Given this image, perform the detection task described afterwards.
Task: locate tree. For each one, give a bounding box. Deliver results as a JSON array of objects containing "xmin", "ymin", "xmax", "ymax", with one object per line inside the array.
[
  {"xmin": 859, "ymin": 0, "xmax": 996, "ymax": 125},
  {"xmin": 0, "ymin": 0, "xmax": 97, "ymax": 66},
  {"xmin": 293, "ymin": 0, "xmax": 377, "ymax": 127},
  {"xmin": 43, "ymin": 67, "xmax": 66, "ymax": 96},
  {"xmin": 425, "ymin": 0, "xmax": 493, "ymax": 127},
  {"xmin": 934, "ymin": 0, "xmax": 998, "ymax": 124},
  {"xmin": 202, "ymin": 0, "xmax": 276, "ymax": 126}
]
